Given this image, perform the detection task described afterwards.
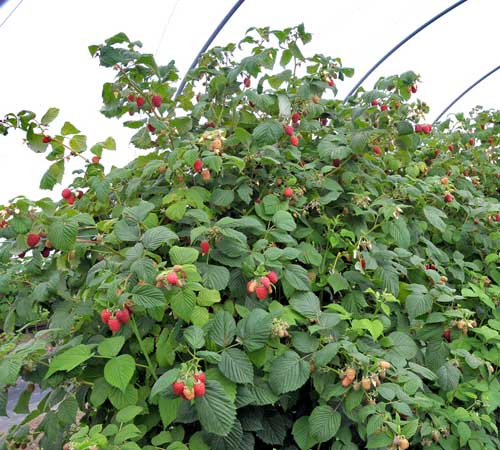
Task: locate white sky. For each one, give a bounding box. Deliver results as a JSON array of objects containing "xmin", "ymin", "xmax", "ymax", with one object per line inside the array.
[{"xmin": 1, "ymin": 0, "xmax": 499, "ymax": 204}]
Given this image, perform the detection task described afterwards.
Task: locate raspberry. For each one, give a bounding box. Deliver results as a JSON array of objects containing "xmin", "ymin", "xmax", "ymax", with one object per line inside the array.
[
  {"xmin": 194, "ymin": 382, "xmax": 206, "ymax": 397},
  {"xmin": 61, "ymin": 188, "xmax": 72, "ymax": 199},
  {"xmin": 27, "ymin": 233, "xmax": 41, "ymax": 248},
  {"xmin": 290, "ymin": 135, "xmax": 299, "ymax": 146},
  {"xmin": 291, "ymin": 112, "xmax": 301, "ymax": 124},
  {"xmin": 166, "ymin": 272, "xmax": 179, "ymax": 285},
  {"xmin": 373, "ymin": 146, "xmax": 381, "ymax": 156},
  {"xmin": 267, "ymin": 271, "xmax": 278, "ymax": 284},
  {"xmin": 67, "ymin": 194, "xmax": 76, "ymax": 205},
  {"xmin": 243, "ymin": 78, "xmax": 251, "ymax": 88},
  {"xmin": 151, "ymin": 95, "xmax": 162, "ymax": 108},
  {"xmin": 127, "ymin": 94, "xmax": 135, "ymax": 102},
  {"xmin": 116, "ymin": 308, "xmax": 130, "ymax": 324},
  {"xmin": 108, "ymin": 318, "xmax": 121, "ymax": 333},
  {"xmin": 284, "ymin": 125, "xmax": 294, "ymax": 136},
  {"xmin": 136, "ymin": 97, "xmax": 145, "ymax": 108},
  {"xmin": 255, "ymin": 286, "xmax": 268, "ymax": 301},
  {"xmin": 283, "ymin": 187, "xmax": 293, "ymax": 198},
  {"xmin": 42, "ymin": 135, "xmax": 52, "ymax": 144},
  {"xmin": 172, "ymin": 381, "xmax": 185, "ymax": 396},
  {"xmin": 193, "ymin": 159, "xmax": 203, "ymax": 173},
  {"xmin": 101, "ymin": 309, "xmax": 112, "ymax": 324},
  {"xmin": 194, "ymin": 371, "xmax": 206, "ymax": 383},
  {"xmin": 200, "ymin": 240, "xmax": 210, "ymax": 255},
  {"xmin": 260, "ymin": 276, "xmax": 271, "ymax": 289},
  {"xmin": 147, "ymin": 124, "xmax": 156, "ymax": 133},
  {"xmin": 371, "ymin": 99, "xmax": 379, "ymax": 106}
]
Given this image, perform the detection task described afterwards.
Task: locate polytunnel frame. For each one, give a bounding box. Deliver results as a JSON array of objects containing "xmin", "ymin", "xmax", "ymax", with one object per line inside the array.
[{"xmin": 433, "ymin": 64, "xmax": 500, "ymax": 124}]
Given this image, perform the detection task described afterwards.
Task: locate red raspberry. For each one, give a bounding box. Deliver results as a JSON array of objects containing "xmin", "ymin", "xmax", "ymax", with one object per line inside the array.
[
  {"xmin": 172, "ymin": 381, "xmax": 185, "ymax": 396},
  {"xmin": 411, "ymin": 84, "xmax": 417, "ymax": 93},
  {"xmin": 42, "ymin": 135, "xmax": 52, "ymax": 144},
  {"xmin": 267, "ymin": 271, "xmax": 278, "ymax": 284},
  {"xmin": 328, "ymin": 79, "xmax": 334, "ymax": 87},
  {"xmin": 108, "ymin": 318, "xmax": 121, "ymax": 333},
  {"xmin": 371, "ymin": 99, "xmax": 379, "ymax": 106},
  {"xmin": 101, "ymin": 309, "xmax": 112, "ymax": 324},
  {"xmin": 448, "ymin": 144, "xmax": 454, "ymax": 152},
  {"xmin": 284, "ymin": 125, "xmax": 294, "ymax": 136},
  {"xmin": 283, "ymin": 187, "xmax": 293, "ymax": 198},
  {"xmin": 243, "ymin": 78, "xmax": 251, "ymax": 88},
  {"xmin": 194, "ymin": 382, "xmax": 206, "ymax": 397},
  {"xmin": 373, "ymin": 146, "xmax": 381, "ymax": 156},
  {"xmin": 136, "ymin": 97, "xmax": 145, "ymax": 108},
  {"xmin": 200, "ymin": 240, "xmax": 210, "ymax": 255},
  {"xmin": 147, "ymin": 124, "xmax": 156, "ymax": 133},
  {"xmin": 166, "ymin": 272, "xmax": 179, "ymax": 285},
  {"xmin": 41, "ymin": 247, "xmax": 51, "ymax": 258},
  {"xmin": 61, "ymin": 188, "xmax": 72, "ymax": 199},
  {"xmin": 495, "ymin": 214, "xmax": 500, "ymax": 222},
  {"xmin": 193, "ymin": 159, "xmax": 203, "ymax": 173},
  {"xmin": 260, "ymin": 276, "xmax": 271, "ymax": 289},
  {"xmin": 415, "ymin": 124, "xmax": 422, "ymax": 133},
  {"xmin": 333, "ymin": 159, "xmax": 340, "ymax": 167},
  {"xmin": 255, "ymin": 286, "xmax": 268, "ymax": 301},
  {"xmin": 127, "ymin": 94, "xmax": 135, "ymax": 102},
  {"xmin": 67, "ymin": 194, "xmax": 76, "ymax": 205},
  {"xmin": 444, "ymin": 193, "xmax": 454, "ymax": 203},
  {"xmin": 151, "ymin": 95, "xmax": 162, "ymax": 108},
  {"xmin": 194, "ymin": 372, "xmax": 206, "ymax": 383},
  {"xmin": 116, "ymin": 308, "xmax": 130, "ymax": 324},
  {"xmin": 290, "ymin": 135, "xmax": 299, "ymax": 146},
  {"xmin": 380, "ymin": 105, "xmax": 389, "ymax": 112},
  {"xmin": 92, "ymin": 156, "xmax": 101, "ymax": 164},
  {"xmin": 27, "ymin": 233, "xmax": 41, "ymax": 248},
  {"xmin": 291, "ymin": 112, "xmax": 301, "ymax": 124}
]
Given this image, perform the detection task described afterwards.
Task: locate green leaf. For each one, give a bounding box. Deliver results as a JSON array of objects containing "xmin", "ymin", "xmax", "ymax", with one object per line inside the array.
[
  {"xmin": 272, "ymin": 210, "xmax": 296, "ymax": 232},
  {"xmin": 308, "ymin": 405, "xmax": 341, "ymax": 442},
  {"xmin": 171, "ymin": 289, "xmax": 195, "ymax": 322},
  {"xmin": 388, "ymin": 331, "xmax": 418, "ymax": 360},
  {"xmin": 284, "ymin": 264, "xmax": 310, "ymax": 291},
  {"xmin": 289, "ymin": 292, "xmax": 321, "ymax": 319},
  {"xmin": 197, "ymin": 288, "xmax": 221, "ymax": 307},
  {"xmin": 197, "ymin": 263, "xmax": 230, "ymax": 290},
  {"xmin": 350, "ymin": 131, "xmax": 369, "ymax": 152},
  {"xmin": 165, "ymin": 201, "xmax": 188, "ymax": 221},
  {"xmin": 98, "ymin": 336, "xmax": 125, "ymax": 358},
  {"xmin": 40, "ymin": 107, "xmax": 60, "ymax": 125},
  {"xmin": 457, "ymin": 422, "xmax": 471, "ymax": 447},
  {"xmin": 114, "ymin": 220, "xmax": 141, "ymax": 241},
  {"xmin": 116, "ymin": 405, "xmax": 143, "ymax": 423},
  {"xmin": 195, "ymin": 380, "xmax": 236, "ymax": 436},
  {"xmin": 423, "ymin": 205, "xmax": 447, "ymax": 232},
  {"xmin": 209, "ymin": 311, "xmax": 236, "ymax": 348},
  {"xmin": 61, "ymin": 121, "xmax": 80, "ymax": 135},
  {"xmin": 269, "ymin": 351, "xmax": 310, "ymax": 395},
  {"xmin": 389, "ymin": 218, "xmax": 410, "ymax": 248},
  {"xmin": 292, "ymin": 416, "xmax": 318, "ymax": 450},
  {"xmin": 169, "ymin": 246, "xmax": 199, "ymax": 265},
  {"xmin": 69, "ymin": 134, "xmax": 87, "ymax": 152},
  {"xmin": 143, "ymin": 226, "xmax": 178, "ymax": 251},
  {"xmin": 437, "ymin": 362, "xmax": 461, "ymax": 392},
  {"xmin": 236, "ymin": 309, "xmax": 272, "ymax": 352},
  {"xmin": 406, "ymin": 292, "xmax": 432, "ymax": 319},
  {"xmin": 212, "ymin": 189, "xmax": 235, "ymax": 207},
  {"xmin": 351, "ymin": 319, "xmax": 384, "ymax": 340},
  {"xmin": 252, "ymin": 119, "xmax": 284, "ymax": 145},
  {"xmin": 150, "ymin": 368, "xmax": 180, "ymax": 399},
  {"xmin": 131, "ymin": 285, "xmax": 166, "ymax": 308},
  {"xmin": 184, "ymin": 326, "xmax": 205, "ymax": 349},
  {"xmin": 158, "ymin": 397, "xmax": 181, "ymax": 428},
  {"xmin": 47, "ymin": 218, "xmax": 78, "ymax": 251},
  {"xmin": 45, "ymin": 344, "xmax": 93, "ymax": 378},
  {"xmin": 218, "ymin": 349, "xmax": 254, "ymax": 384},
  {"xmin": 104, "ymin": 355, "xmax": 135, "ymax": 392},
  {"xmin": 40, "ymin": 160, "xmax": 65, "ymax": 190},
  {"xmin": 327, "ymin": 273, "xmax": 349, "ymax": 293}
]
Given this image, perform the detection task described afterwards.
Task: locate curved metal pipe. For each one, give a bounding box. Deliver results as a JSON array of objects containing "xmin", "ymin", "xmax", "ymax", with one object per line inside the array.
[
  {"xmin": 433, "ymin": 64, "xmax": 500, "ymax": 123},
  {"xmin": 343, "ymin": 0, "xmax": 468, "ymax": 103},
  {"xmin": 174, "ymin": 0, "xmax": 246, "ymax": 100}
]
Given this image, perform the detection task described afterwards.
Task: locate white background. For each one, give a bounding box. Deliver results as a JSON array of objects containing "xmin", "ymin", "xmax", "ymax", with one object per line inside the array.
[{"xmin": 0, "ymin": 0, "xmax": 499, "ymax": 203}]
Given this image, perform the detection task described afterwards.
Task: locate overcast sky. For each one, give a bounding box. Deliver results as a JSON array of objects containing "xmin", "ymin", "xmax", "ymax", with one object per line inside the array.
[{"xmin": 1, "ymin": 0, "xmax": 499, "ymax": 204}]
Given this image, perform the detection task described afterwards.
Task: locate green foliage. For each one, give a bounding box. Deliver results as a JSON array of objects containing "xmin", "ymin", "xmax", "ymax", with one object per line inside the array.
[{"xmin": 0, "ymin": 24, "xmax": 500, "ymax": 450}]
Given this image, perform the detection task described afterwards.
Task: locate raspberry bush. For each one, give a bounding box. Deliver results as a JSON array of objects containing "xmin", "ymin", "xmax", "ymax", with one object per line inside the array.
[{"xmin": 0, "ymin": 25, "xmax": 499, "ymax": 450}]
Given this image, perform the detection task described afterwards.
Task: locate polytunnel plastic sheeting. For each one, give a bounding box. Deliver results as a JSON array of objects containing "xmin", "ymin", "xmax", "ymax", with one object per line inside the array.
[{"xmin": 0, "ymin": 0, "xmax": 499, "ymax": 203}]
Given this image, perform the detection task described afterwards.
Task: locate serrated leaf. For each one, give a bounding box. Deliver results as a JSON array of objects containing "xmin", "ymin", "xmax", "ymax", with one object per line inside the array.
[
  {"xmin": 47, "ymin": 218, "xmax": 78, "ymax": 251},
  {"xmin": 116, "ymin": 405, "xmax": 143, "ymax": 423},
  {"xmin": 272, "ymin": 210, "xmax": 296, "ymax": 232},
  {"xmin": 195, "ymin": 380, "xmax": 236, "ymax": 436},
  {"xmin": 39, "ymin": 160, "xmax": 65, "ymax": 190},
  {"xmin": 40, "ymin": 107, "xmax": 60, "ymax": 125},
  {"xmin": 197, "ymin": 263, "xmax": 230, "ymax": 290},
  {"xmin": 236, "ymin": 309, "xmax": 272, "ymax": 352},
  {"xmin": 169, "ymin": 245, "xmax": 199, "ymax": 264},
  {"xmin": 98, "ymin": 336, "xmax": 125, "ymax": 358},
  {"xmin": 45, "ymin": 344, "xmax": 93, "ymax": 378},
  {"xmin": 69, "ymin": 134, "xmax": 87, "ymax": 152},
  {"xmin": 309, "ymin": 405, "xmax": 341, "ymax": 442},
  {"xmin": 284, "ymin": 264, "xmax": 310, "ymax": 291},
  {"xmin": 269, "ymin": 351, "xmax": 310, "ymax": 395},
  {"xmin": 389, "ymin": 218, "xmax": 410, "ymax": 248},
  {"xmin": 104, "ymin": 355, "xmax": 135, "ymax": 392},
  {"xmin": 171, "ymin": 289, "xmax": 195, "ymax": 322},
  {"xmin": 61, "ymin": 121, "xmax": 80, "ymax": 135},
  {"xmin": 252, "ymin": 119, "xmax": 283, "ymax": 145},
  {"xmin": 423, "ymin": 205, "xmax": 447, "ymax": 232},
  {"xmin": 150, "ymin": 368, "xmax": 180, "ymax": 399},
  {"xmin": 218, "ymin": 349, "xmax": 254, "ymax": 384},
  {"xmin": 209, "ymin": 311, "xmax": 236, "ymax": 348},
  {"xmin": 131, "ymin": 285, "xmax": 166, "ymax": 308}
]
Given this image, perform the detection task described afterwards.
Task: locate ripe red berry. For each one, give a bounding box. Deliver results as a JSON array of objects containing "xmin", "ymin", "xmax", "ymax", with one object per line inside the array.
[
  {"xmin": 42, "ymin": 135, "xmax": 52, "ymax": 144},
  {"xmin": 320, "ymin": 117, "xmax": 328, "ymax": 126},
  {"xmin": 61, "ymin": 188, "xmax": 72, "ymax": 199},
  {"xmin": 495, "ymin": 214, "xmax": 500, "ymax": 222},
  {"xmin": 108, "ymin": 318, "xmax": 121, "ymax": 333},
  {"xmin": 284, "ymin": 125, "xmax": 294, "ymax": 136},
  {"xmin": 422, "ymin": 124, "xmax": 432, "ymax": 134},
  {"xmin": 194, "ymin": 371, "xmax": 206, "ymax": 383},
  {"xmin": 172, "ymin": 380, "xmax": 185, "ymax": 396},
  {"xmin": 147, "ymin": 124, "xmax": 156, "ymax": 133},
  {"xmin": 469, "ymin": 138, "xmax": 475, "ymax": 146},
  {"xmin": 200, "ymin": 240, "xmax": 210, "ymax": 255},
  {"xmin": 194, "ymin": 382, "xmax": 206, "ymax": 397},
  {"xmin": 27, "ymin": 233, "xmax": 41, "ymax": 248},
  {"xmin": 380, "ymin": 105, "xmax": 389, "ymax": 112},
  {"xmin": 67, "ymin": 194, "xmax": 76, "ymax": 205},
  {"xmin": 291, "ymin": 112, "xmax": 301, "ymax": 124},
  {"xmin": 116, "ymin": 308, "xmax": 130, "ymax": 324},
  {"xmin": 255, "ymin": 286, "xmax": 268, "ymax": 301},
  {"xmin": 193, "ymin": 159, "xmax": 203, "ymax": 173},
  {"xmin": 328, "ymin": 79, "xmax": 334, "ymax": 87},
  {"xmin": 373, "ymin": 146, "xmax": 381, "ymax": 156},
  {"xmin": 443, "ymin": 329, "xmax": 451, "ymax": 342},
  {"xmin": 411, "ymin": 84, "xmax": 417, "ymax": 94},
  {"xmin": 151, "ymin": 95, "xmax": 162, "ymax": 108},
  {"xmin": 76, "ymin": 190, "xmax": 84, "ymax": 199},
  {"xmin": 448, "ymin": 144, "xmax": 454, "ymax": 152},
  {"xmin": 41, "ymin": 247, "xmax": 51, "ymax": 258},
  {"xmin": 127, "ymin": 94, "xmax": 135, "ymax": 102},
  {"xmin": 444, "ymin": 193, "xmax": 454, "ymax": 203},
  {"xmin": 283, "ymin": 187, "xmax": 293, "ymax": 198},
  {"xmin": 260, "ymin": 276, "xmax": 271, "ymax": 289},
  {"xmin": 267, "ymin": 271, "xmax": 278, "ymax": 284},
  {"xmin": 136, "ymin": 97, "xmax": 145, "ymax": 108},
  {"xmin": 243, "ymin": 78, "xmax": 251, "ymax": 88},
  {"xmin": 92, "ymin": 156, "xmax": 101, "ymax": 164},
  {"xmin": 166, "ymin": 272, "xmax": 179, "ymax": 285},
  {"xmin": 361, "ymin": 258, "xmax": 367, "ymax": 270},
  {"xmin": 290, "ymin": 135, "xmax": 299, "ymax": 146},
  {"xmin": 415, "ymin": 124, "xmax": 423, "ymax": 133},
  {"xmin": 101, "ymin": 309, "xmax": 112, "ymax": 324},
  {"xmin": 333, "ymin": 159, "xmax": 340, "ymax": 167}
]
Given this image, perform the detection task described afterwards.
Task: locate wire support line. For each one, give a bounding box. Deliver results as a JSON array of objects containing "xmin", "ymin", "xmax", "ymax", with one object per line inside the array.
[
  {"xmin": 343, "ymin": 0, "xmax": 469, "ymax": 103},
  {"xmin": 174, "ymin": 0, "xmax": 246, "ymax": 100},
  {"xmin": 433, "ymin": 64, "xmax": 500, "ymax": 124},
  {"xmin": 155, "ymin": 0, "xmax": 181, "ymax": 57},
  {"xmin": 0, "ymin": 0, "xmax": 23, "ymax": 31}
]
